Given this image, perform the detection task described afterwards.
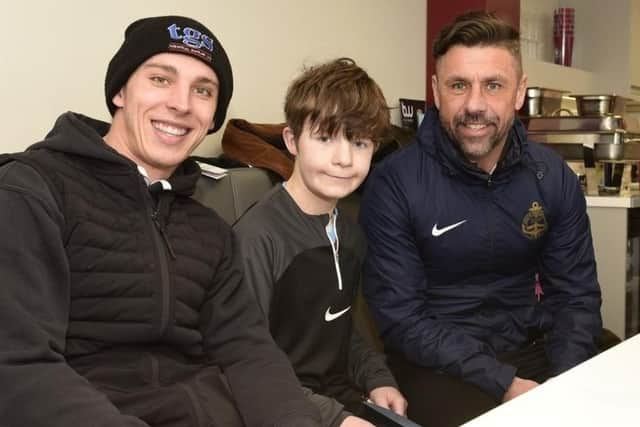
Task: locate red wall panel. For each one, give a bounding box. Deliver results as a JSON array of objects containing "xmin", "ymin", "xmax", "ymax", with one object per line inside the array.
[{"xmin": 426, "ymin": 0, "xmax": 520, "ymax": 104}]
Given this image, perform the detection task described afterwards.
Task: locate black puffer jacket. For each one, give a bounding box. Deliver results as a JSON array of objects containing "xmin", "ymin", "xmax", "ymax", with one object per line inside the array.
[{"xmin": 0, "ymin": 112, "xmax": 320, "ymax": 427}]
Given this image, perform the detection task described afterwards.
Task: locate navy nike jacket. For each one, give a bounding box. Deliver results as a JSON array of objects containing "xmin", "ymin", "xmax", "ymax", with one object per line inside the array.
[{"xmin": 359, "ymin": 107, "xmax": 602, "ymax": 400}]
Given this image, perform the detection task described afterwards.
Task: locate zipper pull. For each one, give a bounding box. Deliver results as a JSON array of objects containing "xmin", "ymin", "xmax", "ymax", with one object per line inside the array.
[
  {"xmin": 152, "ymin": 211, "xmax": 177, "ymax": 259},
  {"xmin": 534, "ymin": 273, "xmax": 544, "ymax": 302}
]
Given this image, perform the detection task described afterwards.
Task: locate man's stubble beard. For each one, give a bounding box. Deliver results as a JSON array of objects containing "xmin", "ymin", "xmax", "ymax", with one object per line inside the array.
[{"xmin": 444, "ymin": 111, "xmax": 514, "ymax": 161}]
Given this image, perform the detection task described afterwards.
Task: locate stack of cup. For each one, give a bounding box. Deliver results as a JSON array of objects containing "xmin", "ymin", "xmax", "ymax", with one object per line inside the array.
[{"xmin": 553, "ymin": 7, "xmax": 575, "ymax": 66}]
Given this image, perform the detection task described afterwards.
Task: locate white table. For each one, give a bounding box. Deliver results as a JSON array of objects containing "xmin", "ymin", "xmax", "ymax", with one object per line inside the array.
[{"xmin": 462, "ymin": 334, "xmax": 640, "ymax": 427}]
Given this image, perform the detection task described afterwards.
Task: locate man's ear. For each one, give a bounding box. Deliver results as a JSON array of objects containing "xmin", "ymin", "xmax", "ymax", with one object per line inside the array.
[
  {"xmin": 431, "ymin": 74, "xmax": 440, "ymax": 109},
  {"xmin": 113, "ymin": 88, "xmax": 125, "ymax": 108},
  {"xmin": 515, "ymin": 73, "xmax": 528, "ymax": 111},
  {"xmin": 282, "ymin": 126, "xmax": 298, "ymax": 156}
]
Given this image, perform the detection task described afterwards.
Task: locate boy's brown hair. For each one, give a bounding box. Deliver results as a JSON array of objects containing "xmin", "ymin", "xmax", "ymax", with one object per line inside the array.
[
  {"xmin": 284, "ymin": 57, "xmax": 390, "ymax": 145},
  {"xmin": 433, "ymin": 11, "xmax": 522, "ymax": 76}
]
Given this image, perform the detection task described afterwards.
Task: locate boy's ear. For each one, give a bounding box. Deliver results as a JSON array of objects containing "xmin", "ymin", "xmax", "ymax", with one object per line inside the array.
[{"xmin": 282, "ymin": 126, "xmax": 298, "ymax": 156}]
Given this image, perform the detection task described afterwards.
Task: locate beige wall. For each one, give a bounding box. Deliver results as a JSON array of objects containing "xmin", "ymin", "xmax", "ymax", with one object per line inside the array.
[{"xmin": 2, "ymin": 0, "xmax": 426, "ymax": 157}]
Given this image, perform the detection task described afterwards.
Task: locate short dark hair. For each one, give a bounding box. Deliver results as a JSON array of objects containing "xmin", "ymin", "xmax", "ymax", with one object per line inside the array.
[
  {"xmin": 284, "ymin": 57, "xmax": 390, "ymax": 145},
  {"xmin": 433, "ymin": 11, "xmax": 521, "ymax": 75}
]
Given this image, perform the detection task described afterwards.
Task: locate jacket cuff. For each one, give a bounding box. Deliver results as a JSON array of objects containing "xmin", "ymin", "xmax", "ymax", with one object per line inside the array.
[
  {"xmin": 274, "ymin": 414, "xmax": 323, "ymax": 427},
  {"xmin": 363, "ymin": 374, "xmax": 399, "ymax": 395},
  {"xmin": 330, "ymin": 411, "xmax": 352, "ymax": 427},
  {"xmin": 489, "ymin": 363, "xmax": 518, "ymax": 402}
]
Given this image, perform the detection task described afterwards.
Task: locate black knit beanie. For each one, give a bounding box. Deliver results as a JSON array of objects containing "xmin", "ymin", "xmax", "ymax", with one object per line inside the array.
[{"xmin": 105, "ymin": 16, "xmax": 233, "ymax": 134}]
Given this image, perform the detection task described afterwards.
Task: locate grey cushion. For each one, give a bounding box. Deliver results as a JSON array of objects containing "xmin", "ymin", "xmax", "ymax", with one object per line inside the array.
[{"xmin": 193, "ymin": 167, "xmax": 280, "ymax": 225}]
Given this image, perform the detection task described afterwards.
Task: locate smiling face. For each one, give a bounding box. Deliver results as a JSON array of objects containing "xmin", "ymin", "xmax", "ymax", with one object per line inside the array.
[
  {"xmin": 432, "ymin": 45, "xmax": 527, "ymax": 172},
  {"xmin": 283, "ymin": 120, "xmax": 375, "ymax": 215},
  {"xmin": 104, "ymin": 52, "xmax": 219, "ymax": 180}
]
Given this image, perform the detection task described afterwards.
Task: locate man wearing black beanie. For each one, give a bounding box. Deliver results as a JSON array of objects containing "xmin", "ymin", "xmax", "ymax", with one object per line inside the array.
[{"xmin": 0, "ymin": 15, "xmax": 321, "ymax": 427}]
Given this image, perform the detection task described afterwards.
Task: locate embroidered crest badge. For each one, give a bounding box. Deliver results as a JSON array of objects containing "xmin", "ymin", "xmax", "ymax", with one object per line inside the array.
[{"xmin": 522, "ymin": 201, "xmax": 547, "ymax": 240}]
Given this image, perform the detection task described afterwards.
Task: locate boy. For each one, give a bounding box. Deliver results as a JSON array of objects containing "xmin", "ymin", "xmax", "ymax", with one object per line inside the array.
[{"xmin": 234, "ymin": 58, "xmax": 407, "ymax": 427}]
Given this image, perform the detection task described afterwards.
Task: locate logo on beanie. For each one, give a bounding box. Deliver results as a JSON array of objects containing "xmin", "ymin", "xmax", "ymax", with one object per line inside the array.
[{"xmin": 167, "ymin": 23, "xmax": 213, "ymax": 62}]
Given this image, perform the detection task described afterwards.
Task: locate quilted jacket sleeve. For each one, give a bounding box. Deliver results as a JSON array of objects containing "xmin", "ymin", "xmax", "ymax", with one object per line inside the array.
[{"xmin": 0, "ymin": 161, "xmax": 149, "ymax": 427}]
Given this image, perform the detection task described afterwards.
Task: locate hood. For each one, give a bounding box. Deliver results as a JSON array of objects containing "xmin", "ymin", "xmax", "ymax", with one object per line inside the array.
[
  {"xmin": 416, "ymin": 106, "xmax": 530, "ymax": 182},
  {"xmin": 27, "ymin": 111, "xmax": 200, "ymax": 197},
  {"xmin": 28, "ymin": 112, "xmax": 131, "ymax": 166}
]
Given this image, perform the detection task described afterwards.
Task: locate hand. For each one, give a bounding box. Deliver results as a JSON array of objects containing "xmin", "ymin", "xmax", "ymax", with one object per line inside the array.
[
  {"xmin": 340, "ymin": 415, "xmax": 375, "ymax": 427},
  {"xmin": 368, "ymin": 386, "xmax": 408, "ymax": 416},
  {"xmin": 502, "ymin": 376, "xmax": 539, "ymax": 402}
]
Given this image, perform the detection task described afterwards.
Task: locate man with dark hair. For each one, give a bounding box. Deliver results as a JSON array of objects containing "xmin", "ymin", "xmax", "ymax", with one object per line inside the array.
[
  {"xmin": 360, "ymin": 11, "xmax": 602, "ymax": 427},
  {"xmin": 0, "ymin": 15, "xmax": 321, "ymax": 427}
]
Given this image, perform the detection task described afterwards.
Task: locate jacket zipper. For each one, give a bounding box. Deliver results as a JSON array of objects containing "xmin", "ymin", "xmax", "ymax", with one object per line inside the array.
[
  {"xmin": 152, "ymin": 210, "xmax": 177, "ymax": 259},
  {"xmin": 144, "ymin": 192, "xmax": 172, "ymax": 338},
  {"xmin": 330, "ymin": 240, "xmax": 343, "ymax": 291},
  {"xmin": 326, "ymin": 211, "xmax": 343, "ymax": 290},
  {"xmin": 486, "ymin": 173, "xmax": 496, "ymax": 271}
]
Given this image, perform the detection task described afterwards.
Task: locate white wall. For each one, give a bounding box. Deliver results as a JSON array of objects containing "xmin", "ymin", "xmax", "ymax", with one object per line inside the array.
[{"xmin": 1, "ymin": 0, "xmax": 426, "ymax": 157}]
